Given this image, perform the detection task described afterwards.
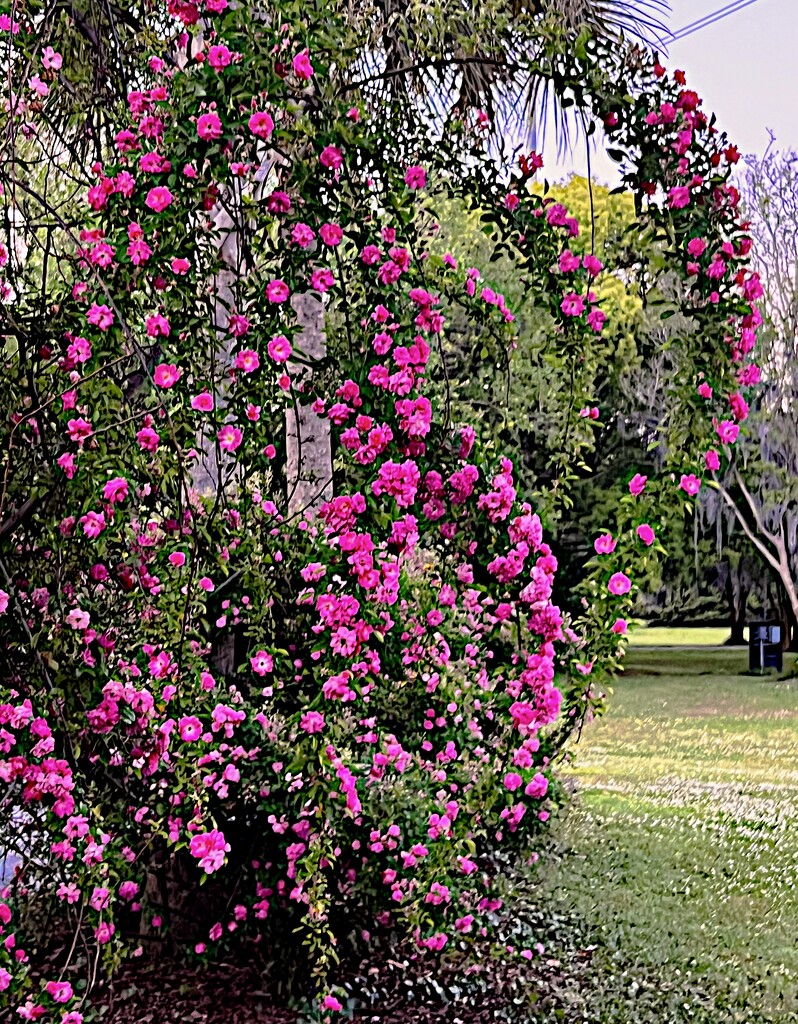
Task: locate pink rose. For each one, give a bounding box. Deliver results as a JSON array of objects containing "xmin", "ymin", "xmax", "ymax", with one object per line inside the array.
[
  {"xmin": 679, "ymin": 473, "xmax": 701, "ymax": 496},
  {"xmin": 250, "ymin": 650, "xmax": 274, "ymax": 676},
  {"xmin": 608, "ymin": 572, "xmax": 631, "ymax": 595},
  {"xmin": 636, "ymin": 523, "xmax": 655, "ymax": 546},
  {"xmin": 265, "ymin": 279, "xmax": 290, "ymax": 303},
  {"xmin": 178, "ymin": 716, "xmax": 203, "ymax": 741},
  {"xmin": 319, "ymin": 223, "xmax": 343, "ymax": 246},
  {"xmin": 404, "ymin": 165, "xmax": 427, "ymax": 190},
  {"xmin": 320, "ymin": 145, "xmax": 343, "ymax": 170},
  {"xmin": 248, "ymin": 111, "xmax": 274, "ymax": 139},
  {"xmin": 299, "ymin": 711, "xmax": 325, "ymax": 733},
  {"xmin": 628, "ymin": 473, "xmax": 647, "ymax": 496},
  {"xmin": 218, "ymin": 424, "xmax": 243, "ymax": 452},
  {"xmin": 524, "ymin": 773, "xmax": 548, "ymax": 799},
  {"xmin": 197, "ymin": 112, "xmax": 223, "ymax": 140},
  {"xmin": 153, "ymin": 363, "xmax": 181, "ymax": 388},
  {"xmin": 594, "ymin": 534, "xmax": 616, "ymax": 555},
  {"xmin": 145, "ymin": 186, "xmax": 173, "ymax": 212},
  {"xmin": 207, "ymin": 44, "xmax": 232, "ymax": 71},
  {"xmin": 191, "ymin": 392, "xmax": 214, "ymax": 411},
  {"xmin": 267, "ymin": 335, "xmax": 292, "ymax": 363},
  {"xmin": 668, "ymin": 185, "xmax": 691, "ymax": 209},
  {"xmin": 102, "ymin": 476, "xmax": 129, "ymax": 503},
  {"xmin": 716, "ymin": 420, "xmax": 739, "ymax": 445},
  {"xmin": 292, "ymin": 50, "xmax": 314, "ymax": 79}
]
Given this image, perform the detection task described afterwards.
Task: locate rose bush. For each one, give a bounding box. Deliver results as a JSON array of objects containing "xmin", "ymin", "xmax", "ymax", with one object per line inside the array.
[{"xmin": 0, "ymin": 1, "xmax": 761, "ymax": 1018}]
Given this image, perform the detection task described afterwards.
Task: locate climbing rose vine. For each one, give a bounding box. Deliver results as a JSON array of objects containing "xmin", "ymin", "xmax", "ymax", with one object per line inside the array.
[{"xmin": 0, "ymin": 2, "xmax": 760, "ymax": 1018}]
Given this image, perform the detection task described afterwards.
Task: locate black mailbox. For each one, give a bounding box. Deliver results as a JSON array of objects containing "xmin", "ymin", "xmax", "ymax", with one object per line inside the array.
[{"xmin": 749, "ymin": 621, "xmax": 783, "ymax": 673}]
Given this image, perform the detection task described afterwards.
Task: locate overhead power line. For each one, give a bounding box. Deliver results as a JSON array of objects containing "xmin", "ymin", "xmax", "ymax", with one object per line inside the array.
[{"xmin": 668, "ymin": 0, "xmax": 761, "ymax": 41}]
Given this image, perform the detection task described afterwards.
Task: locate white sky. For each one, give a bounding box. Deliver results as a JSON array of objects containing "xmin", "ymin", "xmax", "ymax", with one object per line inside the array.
[{"xmin": 543, "ymin": 0, "xmax": 798, "ymax": 184}]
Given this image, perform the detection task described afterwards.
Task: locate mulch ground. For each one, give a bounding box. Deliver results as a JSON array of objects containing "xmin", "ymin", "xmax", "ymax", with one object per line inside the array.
[{"xmin": 96, "ymin": 956, "xmax": 516, "ymax": 1023}]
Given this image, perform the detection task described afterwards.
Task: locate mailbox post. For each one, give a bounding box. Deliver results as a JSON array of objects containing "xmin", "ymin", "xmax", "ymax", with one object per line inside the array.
[{"xmin": 748, "ymin": 621, "xmax": 783, "ymax": 673}]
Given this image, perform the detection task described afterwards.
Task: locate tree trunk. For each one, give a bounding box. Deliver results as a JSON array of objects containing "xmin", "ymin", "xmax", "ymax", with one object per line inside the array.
[
  {"xmin": 285, "ymin": 291, "xmax": 333, "ymax": 517},
  {"xmin": 725, "ymin": 574, "xmax": 748, "ymax": 646}
]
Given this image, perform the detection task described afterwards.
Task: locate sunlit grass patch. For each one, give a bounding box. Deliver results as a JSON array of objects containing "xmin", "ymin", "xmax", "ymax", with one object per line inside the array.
[{"xmin": 541, "ymin": 646, "xmax": 798, "ymax": 1020}]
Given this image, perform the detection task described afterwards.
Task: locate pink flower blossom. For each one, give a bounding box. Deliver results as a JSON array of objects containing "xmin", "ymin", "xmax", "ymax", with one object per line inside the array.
[
  {"xmin": 524, "ymin": 773, "xmax": 548, "ymax": 799},
  {"xmin": 292, "ymin": 50, "xmax": 314, "ymax": 79},
  {"xmin": 729, "ymin": 391, "xmax": 749, "ymax": 422},
  {"xmin": 218, "ymin": 424, "xmax": 243, "ymax": 452},
  {"xmin": 705, "ymin": 449, "xmax": 721, "ymax": 471},
  {"xmin": 145, "ymin": 186, "xmax": 173, "ymax": 212},
  {"xmin": 191, "ymin": 392, "xmax": 214, "ymax": 411},
  {"xmin": 45, "ymin": 981, "xmax": 73, "ymax": 1003},
  {"xmin": 560, "ymin": 292, "xmax": 585, "ymax": 317},
  {"xmin": 636, "ymin": 523, "xmax": 655, "ymax": 545},
  {"xmin": 611, "ymin": 618, "xmax": 628, "ymax": 634},
  {"xmin": 586, "ymin": 307, "xmax": 606, "ymax": 332},
  {"xmin": 583, "ymin": 254, "xmax": 603, "ymax": 276},
  {"xmin": 178, "ymin": 716, "xmax": 203, "ymax": 741},
  {"xmin": 558, "ymin": 250, "xmax": 580, "ymax": 273},
  {"xmin": 250, "ymin": 650, "xmax": 274, "ymax": 675},
  {"xmin": 67, "ymin": 417, "xmax": 93, "ymax": 442},
  {"xmin": 404, "ymin": 165, "xmax": 427, "ymax": 190},
  {"xmin": 145, "ymin": 314, "xmax": 170, "ymax": 337},
  {"xmin": 94, "ymin": 921, "xmax": 115, "ymax": 944},
  {"xmin": 267, "ymin": 335, "xmax": 292, "ymax": 363},
  {"xmin": 668, "ymin": 186, "xmax": 691, "ymax": 209},
  {"xmin": 86, "ymin": 303, "xmax": 114, "ymax": 331},
  {"xmin": 235, "ymin": 349, "xmax": 260, "ymax": 372},
  {"xmin": 300, "ymin": 711, "xmax": 325, "ymax": 733},
  {"xmin": 320, "ymin": 223, "xmax": 343, "ymax": 246},
  {"xmin": 608, "ymin": 572, "xmax": 631, "ymax": 596},
  {"xmin": 207, "ymin": 44, "xmax": 232, "ymax": 71},
  {"xmin": 197, "ymin": 112, "xmax": 223, "ymax": 140},
  {"xmin": 679, "ymin": 473, "xmax": 701, "ymax": 496},
  {"xmin": 594, "ymin": 534, "xmax": 616, "ymax": 554},
  {"xmin": 189, "ymin": 829, "xmax": 229, "ymax": 873},
  {"xmin": 290, "ymin": 223, "xmax": 314, "ymax": 248},
  {"xmin": 42, "ymin": 46, "xmax": 62, "ymax": 70},
  {"xmin": 628, "ymin": 473, "xmax": 647, "ymax": 496},
  {"xmin": 311, "ymin": 268, "xmax": 335, "ymax": 292},
  {"xmin": 248, "ymin": 111, "xmax": 274, "ymax": 139},
  {"xmin": 153, "ymin": 363, "xmax": 181, "ymax": 388},
  {"xmin": 320, "ymin": 145, "xmax": 343, "ymax": 170},
  {"xmin": 80, "ymin": 511, "xmax": 106, "ymax": 539},
  {"xmin": 265, "ymin": 279, "xmax": 290, "ymax": 303},
  {"xmin": 137, "ymin": 426, "xmax": 160, "ymax": 451},
  {"xmin": 716, "ymin": 419, "xmax": 739, "ymax": 444},
  {"xmin": 102, "ymin": 476, "xmax": 128, "ymax": 503}
]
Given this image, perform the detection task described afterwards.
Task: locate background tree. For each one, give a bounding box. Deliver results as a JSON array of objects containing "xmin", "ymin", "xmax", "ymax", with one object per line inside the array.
[{"xmin": 709, "ymin": 147, "xmax": 798, "ymax": 646}]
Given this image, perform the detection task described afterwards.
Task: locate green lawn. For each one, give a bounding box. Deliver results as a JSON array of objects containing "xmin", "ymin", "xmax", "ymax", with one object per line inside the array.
[
  {"xmin": 627, "ymin": 623, "xmax": 736, "ymax": 646},
  {"xmin": 538, "ymin": 647, "xmax": 798, "ymax": 1022}
]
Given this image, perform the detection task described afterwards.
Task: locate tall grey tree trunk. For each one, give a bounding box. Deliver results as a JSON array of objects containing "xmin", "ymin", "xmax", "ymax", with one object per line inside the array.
[{"xmin": 285, "ymin": 291, "xmax": 333, "ymax": 517}]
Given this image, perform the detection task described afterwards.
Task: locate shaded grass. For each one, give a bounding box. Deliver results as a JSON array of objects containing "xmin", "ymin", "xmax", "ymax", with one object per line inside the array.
[{"xmin": 539, "ymin": 646, "xmax": 798, "ymax": 1021}]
